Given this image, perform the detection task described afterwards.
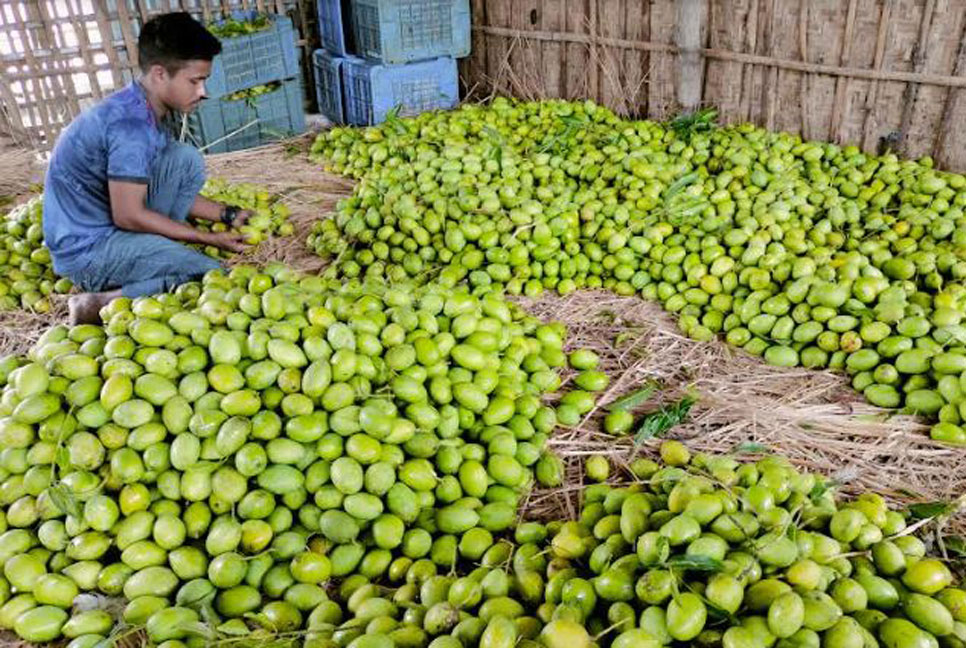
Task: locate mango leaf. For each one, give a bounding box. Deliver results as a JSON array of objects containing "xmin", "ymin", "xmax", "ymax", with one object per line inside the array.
[
  {"xmin": 180, "ymin": 621, "xmax": 215, "ymax": 639},
  {"xmin": 47, "ymin": 483, "xmax": 81, "ymax": 518},
  {"xmin": 733, "ymin": 442, "xmax": 770, "ymax": 455},
  {"xmin": 667, "ymin": 107, "xmax": 718, "ymax": 142},
  {"xmin": 482, "ymin": 125, "xmax": 505, "ymax": 146},
  {"xmin": 558, "ymin": 115, "xmax": 586, "ymax": 127},
  {"xmin": 704, "ymin": 600, "xmax": 736, "ymax": 623},
  {"xmin": 665, "ymin": 555, "xmax": 724, "ymax": 572},
  {"xmin": 907, "ymin": 500, "xmax": 956, "ymax": 519},
  {"xmin": 216, "ymin": 619, "xmax": 252, "ymax": 637},
  {"xmin": 634, "ymin": 396, "xmax": 696, "ymax": 445},
  {"xmin": 895, "ymin": 486, "xmax": 928, "ymax": 500},
  {"xmin": 607, "ymin": 383, "xmax": 658, "ymax": 412},
  {"xmin": 55, "ymin": 447, "xmax": 71, "ymax": 473},
  {"xmin": 944, "ymin": 535, "xmax": 966, "ymax": 557},
  {"xmin": 663, "ymin": 171, "xmax": 700, "ymax": 201},
  {"xmin": 809, "ymin": 479, "xmax": 840, "ymax": 503}
]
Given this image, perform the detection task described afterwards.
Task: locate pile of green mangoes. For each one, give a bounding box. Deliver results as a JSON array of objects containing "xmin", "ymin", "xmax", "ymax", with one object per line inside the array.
[
  {"xmin": 196, "ymin": 178, "xmax": 294, "ymax": 258},
  {"xmin": 306, "ymin": 98, "xmax": 966, "ymax": 445},
  {"xmin": 526, "ymin": 442, "xmax": 966, "ymax": 648},
  {"xmin": 208, "ymin": 13, "xmax": 272, "ymax": 39},
  {"xmin": 0, "ymin": 262, "xmax": 582, "ymax": 645},
  {"xmin": 223, "ymin": 83, "xmax": 281, "ymax": 103},
  {"xmin": 299, "ymin": 442, "xmax": 965, "ymax": 648},
  {"xmin": 0, "ymin": 196, "xmax": 73, "ymax": 312}
]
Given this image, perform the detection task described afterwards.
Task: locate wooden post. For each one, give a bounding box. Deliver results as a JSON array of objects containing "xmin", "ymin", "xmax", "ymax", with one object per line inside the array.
[{"xmin": 675, "ymin": 0, "xmax": 706, "ymax": 113}]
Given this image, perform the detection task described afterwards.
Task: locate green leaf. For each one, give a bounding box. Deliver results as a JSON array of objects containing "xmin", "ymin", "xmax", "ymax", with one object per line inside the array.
[
  {"xmin": 663, "ymin": 172, "xmax": 700, "ymax": 201},
  {"xmin": 704, "ymin": 600, "xmax": 735, "ymax": 622},
  {"xmin": 633, "ymin": 396, "xmax": 696, "ymax": 445},
  {"xmin": 808, "ymin": 478, "xmax": 839, "ymax": 504},
  {"xmin": 55, "ymin": 447, "xmax": 71, "ymax": 473},
  {"xmin": 613, "ymin": 332, "xmax": 633, "ymax": 348},
  {"xmin": 667, "ymin": 107, "xmax": 719, "ymax": 142},
  {"xmin": 895, "ymin": 486, "xmax": 927, "ymax": 500},
  {"xmin": 558, "ymin": 115, "xmax": 586, "ymax": 127},
  {"xmin": 482, "ymin": 125, "xmax": 506, "ymax": 146},
  {"xmin": 733, "ymin": 442, "xmax": 770, "ymax": 455},
  {"xmin": 944, "ymin": 535, "xmax": 966, "ymax": 557},
  {"xmin": 607, "ymin": 383, "xmax": 658, "ymax": 412},
  {"xmin": 47, "ymin": 483, "xmax": 81, "ymax": 518},
  {"xmin": 181, "ymin": 621, "xmax": 215, "ymax": 639},
  {"xmin": 907, "ymin": 501, "xmax": 956, "ymax": 519},
  {"xmin": 665, "ymin": 555, "xmax": 724, "ymax": 572},
  {"xmin": 216, "ymin": 621, "xmax": 251, "ymax": 637}
]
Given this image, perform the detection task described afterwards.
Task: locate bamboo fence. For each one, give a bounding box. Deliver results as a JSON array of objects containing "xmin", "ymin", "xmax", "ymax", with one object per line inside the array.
[
  {"xmin": 0, "ymin": 0, "xmax": 314, "ymax": 150},
  {"xmin": 463, "ymin": 0, "xmax": 966, "ymax": 171}
]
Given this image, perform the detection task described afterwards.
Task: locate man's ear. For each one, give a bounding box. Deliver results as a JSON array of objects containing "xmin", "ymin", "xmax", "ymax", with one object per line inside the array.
[{"xmin": 147, "ymin": 63, "xmax": 169, "ymax": 84}]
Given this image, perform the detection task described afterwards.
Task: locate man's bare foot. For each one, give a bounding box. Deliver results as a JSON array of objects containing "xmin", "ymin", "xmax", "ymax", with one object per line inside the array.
[{"xmin": 68, "ymin": 290, "xmax": 122, "ymax": 326}]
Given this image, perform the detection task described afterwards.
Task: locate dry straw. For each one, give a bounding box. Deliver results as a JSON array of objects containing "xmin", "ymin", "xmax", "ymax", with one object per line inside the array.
[
  {"xmin": 0, "ymin": 296, "xmax": 68, "ymax": 357},
  {"xmin": 0, "ymin": 146, "xmax": 43, "ymax": 206},
  {"xmin": 519, "ymin": 290, "xmax": 966, "ymax": 537}
]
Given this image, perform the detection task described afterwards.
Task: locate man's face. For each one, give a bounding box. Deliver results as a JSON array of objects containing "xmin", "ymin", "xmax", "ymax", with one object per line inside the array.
[{"xmin": 157, "ymin": 60, "xmax": 212, "ymax": 113}]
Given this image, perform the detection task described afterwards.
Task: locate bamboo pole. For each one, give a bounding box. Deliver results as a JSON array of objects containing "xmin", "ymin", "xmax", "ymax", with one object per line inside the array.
[
  {"xmin": 861, "ymin": 1, "xmax": 892, "ymax": 152},
  {"xmin": 898, "ymin": 0, "xmax": 937, "ymax": 152},
  {"xmin": 935, "ymin": 15, "xmax": 966, "ymax": 167},
  {"xmin": 674, "ymin": 0, "xmax": 705, "ymax": 112},
  {"xmin": 830, "ymin": 0, "xmax": 859, "ymax": 141}
]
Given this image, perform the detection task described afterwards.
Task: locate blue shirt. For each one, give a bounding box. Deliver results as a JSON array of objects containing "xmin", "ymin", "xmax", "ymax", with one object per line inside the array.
[{"xmin": 43, "ymin": 81, "xmax": 172, "ymax": 274}]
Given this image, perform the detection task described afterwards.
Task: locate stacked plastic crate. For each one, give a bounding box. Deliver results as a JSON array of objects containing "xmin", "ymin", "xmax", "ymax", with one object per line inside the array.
[
  {"xmin": 186, "ymin": 11, "xmax": 307, "ymax": 154},
  {"xmin": 313, "ymin": 0, "xmax": 469, "ymax": 126}
]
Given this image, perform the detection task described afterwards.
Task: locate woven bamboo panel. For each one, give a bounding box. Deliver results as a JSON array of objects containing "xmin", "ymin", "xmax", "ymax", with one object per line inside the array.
[
  {"xmin": 0, "ymin": 0, "xmax": 309, "ymax": 150},
  {"xmin": 462, "ymin": 0, "xmax": 966, "ymax": 171}
]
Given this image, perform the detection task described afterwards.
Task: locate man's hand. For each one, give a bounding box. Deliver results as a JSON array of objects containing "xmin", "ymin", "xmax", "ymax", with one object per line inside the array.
[
  {"xmin": 205, "ymin": 231, "xmax": 248, "ymax": 254},
  {"xmin": 233, "ymin": 209, "xmax": 252, "ymax": 228}
]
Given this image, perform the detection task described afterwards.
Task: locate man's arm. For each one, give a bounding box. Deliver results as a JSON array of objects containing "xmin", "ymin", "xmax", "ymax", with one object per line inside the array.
[
  {"xmin": 190, "ymin": 195, "xmax": 226, "ymax": 222},
  {"xmin": 189, "ymin": 194, "xmax": 251, "ymax": 227},
  {"xmin": 109, "ymin": 180, "xmax": 246, "ymax": 252}
]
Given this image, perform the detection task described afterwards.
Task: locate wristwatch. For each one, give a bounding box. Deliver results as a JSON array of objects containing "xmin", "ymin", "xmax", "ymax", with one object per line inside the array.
[{"xmin": 221, "ymin": 205, "xmax": 239, "ymax": 226}]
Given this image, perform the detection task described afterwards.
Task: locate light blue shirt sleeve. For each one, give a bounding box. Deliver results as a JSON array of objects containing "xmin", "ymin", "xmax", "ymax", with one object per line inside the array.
[{"xmin": 106, "ymin": 117, "xmax": 155, "ymax": 184}]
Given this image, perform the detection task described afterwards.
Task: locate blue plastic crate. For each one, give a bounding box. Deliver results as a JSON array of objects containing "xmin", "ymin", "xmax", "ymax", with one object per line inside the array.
[
  {"xmin": 188, "ymin": 78, "xmax": 306, "ymax": 153},
  {"xmin": 342, "ymin": 56, "xmax": 458, "ymax": 126},
  {"xmin": 205, "ymin": 11, "xmax": 300, "ymax": 99},
  {"xmin": 350, "ymin": 0, "xmax": 470, "ymax": 64},
  {"xmin": 316, "ymin": 0, "xmax": 355, "ymax": 55},
  {"xmin": 312, "ymin": 49, "xmax": 352, "ymax": 124}
]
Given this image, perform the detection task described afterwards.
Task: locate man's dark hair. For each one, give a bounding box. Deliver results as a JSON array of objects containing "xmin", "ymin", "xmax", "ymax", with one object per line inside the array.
[{"xmin": 138, "ymin": 12, "xmax": 222, "ymax": 74}]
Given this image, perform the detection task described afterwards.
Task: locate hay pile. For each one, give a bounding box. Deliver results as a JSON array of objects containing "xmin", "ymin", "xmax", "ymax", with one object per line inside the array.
[
  {"xmin": 0, "ymin": 296, "xmax": 68, "ymax": 357},
  {"xmin": 519, "ymin": 291, "xmax": 966, "ymax": 537},
  {"xmin": 0, "ymin": 146, "xmax": 43, "ymax": 208}
]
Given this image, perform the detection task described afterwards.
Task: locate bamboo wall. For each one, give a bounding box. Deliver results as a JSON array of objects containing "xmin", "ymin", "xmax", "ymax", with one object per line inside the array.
[
  {"xmin": 0, "ymin": 0, "xmax": 311, "ymax": 150},
  {"xmin": 464, "ymin": 0, "xmax": 966, "ymax": 170}
]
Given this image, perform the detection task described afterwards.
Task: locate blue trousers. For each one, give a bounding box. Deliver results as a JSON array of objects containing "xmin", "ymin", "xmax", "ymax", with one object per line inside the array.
[{"xmin": 70, "ymin": 142, "xmax": 222, "ymax": 298}]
